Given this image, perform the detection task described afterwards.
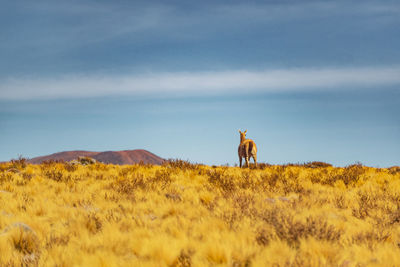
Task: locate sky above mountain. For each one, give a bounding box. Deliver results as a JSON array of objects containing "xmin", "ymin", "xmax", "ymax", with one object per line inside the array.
[{"xmin": 1, "ymin": 0, "xmax": 399, "ymax": 166}]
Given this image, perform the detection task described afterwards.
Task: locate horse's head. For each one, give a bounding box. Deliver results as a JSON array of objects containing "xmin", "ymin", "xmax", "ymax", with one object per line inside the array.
[{"xmin": 239, "ymin": 130, "xmax": 247, "ymax": 142}]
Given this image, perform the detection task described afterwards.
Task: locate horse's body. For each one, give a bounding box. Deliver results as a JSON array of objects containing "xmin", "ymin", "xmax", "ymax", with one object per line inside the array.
[{"xmin": 238, "ymin": 130, "xmax": 257, "ymax": 168}]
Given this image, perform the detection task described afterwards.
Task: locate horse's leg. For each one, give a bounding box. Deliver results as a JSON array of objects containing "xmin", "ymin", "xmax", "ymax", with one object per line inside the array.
[
  {"xmin": 239, "ymin": 156, "xmax": 242, "ymax": 168},
  {"xmin": 253, "ymin": 154, "xmax": 257, "ymax": 168},
  {"xmin": 244, "ymin": 144, "xmax": 250, "ymax": 168}
]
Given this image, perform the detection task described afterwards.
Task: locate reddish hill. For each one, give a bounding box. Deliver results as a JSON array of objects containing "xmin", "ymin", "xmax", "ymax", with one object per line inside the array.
[
  {"xmin": 28, "ymin": 149, "xmax": 164, "ymax": 165},
  {"xmin": 94, "ymin": 150, "xmax": 164, "ymax": 165}
]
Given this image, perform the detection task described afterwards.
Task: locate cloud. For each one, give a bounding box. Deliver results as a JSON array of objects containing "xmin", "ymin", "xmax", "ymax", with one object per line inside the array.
[
  {"xmin": 1, "ymin": 66, "xmax": 399, "ymax": 100},
  {"xmin": 1, "ymin": 2, "xmax": 173, "ymax": 52},
  {"xmin": 3, "ymin": 1, "xmax": 399, "ymax": 52}
]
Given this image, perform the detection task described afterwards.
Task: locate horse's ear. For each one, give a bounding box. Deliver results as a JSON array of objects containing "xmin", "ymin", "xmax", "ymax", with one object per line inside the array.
[
  {"xmin": 244, "ymin": 130, "xmax": 247, "ymax": 134},
  {"xmin": 238, "ymin": 130, "xmax": 241, "ymax": 133}
]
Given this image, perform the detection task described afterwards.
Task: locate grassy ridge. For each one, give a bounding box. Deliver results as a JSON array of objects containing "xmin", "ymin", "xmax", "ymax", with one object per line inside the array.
[{"xmin": 1, "ymin": 159, "xmax": 400, "ymax": 266}]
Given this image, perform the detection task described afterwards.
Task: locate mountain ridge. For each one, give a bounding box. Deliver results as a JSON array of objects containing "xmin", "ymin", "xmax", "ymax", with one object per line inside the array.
[{"xmin": 27, "ymin": 149, "xmax": 164, "ymax": 165}]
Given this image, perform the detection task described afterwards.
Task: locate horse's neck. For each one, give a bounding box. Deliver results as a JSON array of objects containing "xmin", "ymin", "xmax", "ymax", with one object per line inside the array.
[{"xmin": 240, "ymin": 137, "xmax": 246, "ymax": 144}]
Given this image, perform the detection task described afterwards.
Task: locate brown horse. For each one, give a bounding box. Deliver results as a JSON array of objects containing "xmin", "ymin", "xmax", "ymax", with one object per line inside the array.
[{"xmin": 238, "ymin": 130, "xmax": 257, "ymax": 168}]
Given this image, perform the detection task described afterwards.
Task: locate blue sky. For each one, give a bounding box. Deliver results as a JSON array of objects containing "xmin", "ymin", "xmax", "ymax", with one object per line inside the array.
[{"xmin": 0, "ymin": 0, "xmax": 399, "ymax": 166}]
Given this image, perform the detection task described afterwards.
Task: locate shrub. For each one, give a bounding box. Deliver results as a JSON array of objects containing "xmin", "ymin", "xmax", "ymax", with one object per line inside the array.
[
  {"xmin": 10, "ymin": 155, "xmax": 28, "ymax": 170},
  {"xmin": 261, "ymin": 210, "xmax": 342, "ymax": 246},
  {"xmin": 207, "ymin": 168, "xmax": 236, "ymax": 194},
  {"xmin": 42, "ymin": 166, "xmax": 64, "ymax": 182},
  {"xmin": 112, "ymin": 172, "xmax": 146, "ymax": 194},
  {"xmin": 163, "ymin": 159, "xmax": 203, "ymax": 171},
  {"xmin": 85, "ymin": 213, "xmax": 102, "ymax": 234}
]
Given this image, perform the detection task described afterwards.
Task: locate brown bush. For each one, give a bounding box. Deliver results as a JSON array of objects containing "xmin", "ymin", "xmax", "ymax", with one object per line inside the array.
[
  {"xmin": 163, "ymin": 159, "xmax": 203, "ymax": 171},
  {"xmin": 64, "ymin": 162, "xmax": 78, "ymax": 172},
  {"xmin": 284, "ymin": 162, "xmax": 332, "ymax": 168},
  {"xmin": 112, "ymin": 172, "xmax": 146, "ymax": 194},
  {"xmin": 261, "ymin": 210, "xmax": 342, "ymax": 246},
  {"xmin": 86, "ymin": 213, "xmax": 102, "ymax": 234},
  {"xmin": 253, "ymin": 162, "xmax": 272, "ymax": 170},
  {"xmin": 10, "ymin": 156, "xmax": 28, "ymax": 170},
  {"xmin": 388, "ymin": 166, "xmax": 400, "ymax": 175},
  {"xmin": 150, "ymin": 169, "xmax": 172, "ymax": 189},
  {"xmin": 42, "ymin": 167, "xmax": 64, "ymax": 182},
  {"xmin": 207, "ymin": 169, "xmax": 236, "ymax": 194},
  {"xmin": 172, "ymin": 249, "xmax": 193, "ymax": 267},
  {"xmin": 45, "ymin": 233, "xmax": 70, "ymax": 248},
  {"xmin": 42, "ymin": 159, "xmax": 65, "ymax": 165},
  {"xmin": 352, "ymin": 229, "xmax": 391, "ymax": 249},
  {"xmin": 303, "ymin": 161, "xmax": 332, "ymax": 168}
]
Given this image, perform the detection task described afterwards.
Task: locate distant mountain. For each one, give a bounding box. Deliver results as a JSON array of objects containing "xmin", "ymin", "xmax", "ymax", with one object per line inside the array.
[{"xmin": 28, "ymin": 149, "xmax": 164, "ymax": 165}]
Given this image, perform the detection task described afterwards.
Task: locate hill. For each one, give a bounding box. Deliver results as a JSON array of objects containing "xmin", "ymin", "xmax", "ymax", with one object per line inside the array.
[{"xmin": 27, "ymin": 149, "xmax": 164, "ymax": 165}]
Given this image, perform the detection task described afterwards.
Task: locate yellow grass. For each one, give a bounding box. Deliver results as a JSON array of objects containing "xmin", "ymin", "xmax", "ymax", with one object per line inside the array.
[{"xmin": 1, "ymin": 160, "xmax": 400, "ymax": 266}]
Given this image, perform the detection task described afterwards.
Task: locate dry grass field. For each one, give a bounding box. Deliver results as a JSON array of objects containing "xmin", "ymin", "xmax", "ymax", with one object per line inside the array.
[{"xmin": 1, "ymin": 159, "xmax": 400, "ymax": 266}]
